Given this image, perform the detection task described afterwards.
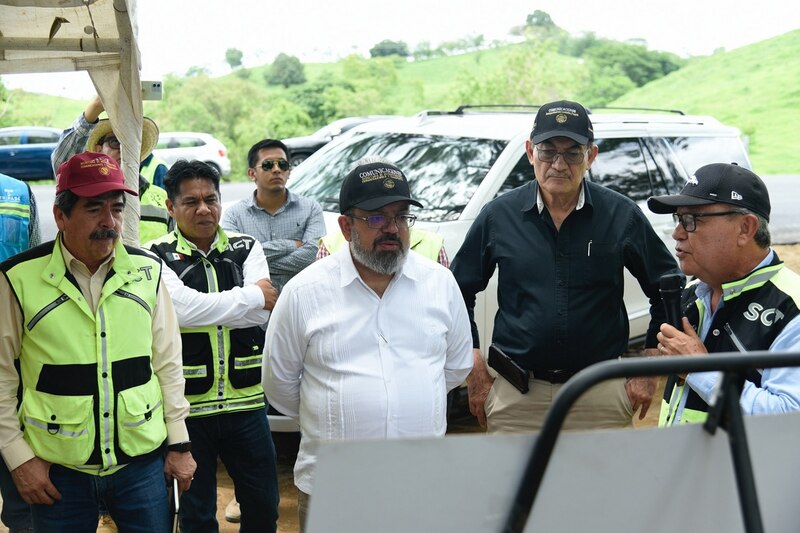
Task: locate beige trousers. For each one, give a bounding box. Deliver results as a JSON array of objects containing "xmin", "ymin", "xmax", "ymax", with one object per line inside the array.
[{"xmin": 485, "ymin": 374, "xmax": 634, "ymax": 433}]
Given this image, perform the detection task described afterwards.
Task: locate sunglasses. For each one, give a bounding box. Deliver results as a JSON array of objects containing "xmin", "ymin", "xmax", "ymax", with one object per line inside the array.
[
  {"xmin": 100, "ymin": 137, "xmax": 121, "ymax": 150},
  {"xmin": 260, "ymin": 159, "xmax": 290, "ymax": 171}
]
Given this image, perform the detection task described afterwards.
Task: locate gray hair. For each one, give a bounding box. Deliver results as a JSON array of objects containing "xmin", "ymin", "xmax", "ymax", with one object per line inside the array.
[{"xmin": 732, "ymin": 208, "xmax": 771, "ymax": 248}]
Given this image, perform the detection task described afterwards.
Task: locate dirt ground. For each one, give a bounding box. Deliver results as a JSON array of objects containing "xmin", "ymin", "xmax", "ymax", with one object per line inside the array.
[{"xmin": 2, "ymin": 244, "xmax": 798, "ymax": 532}]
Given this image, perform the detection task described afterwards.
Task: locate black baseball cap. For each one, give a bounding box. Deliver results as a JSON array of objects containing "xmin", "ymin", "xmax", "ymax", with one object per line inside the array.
[
  {"xmin": 531, "ymin": 100, "xmax": 594, "ymax": 145},
  {"xmin": 647, "ymin": 163, "xmax": 770, "ymax": 221},
  {"xmin": 339, "ymin": 161, "xmax": 423, "ymax": 213}
]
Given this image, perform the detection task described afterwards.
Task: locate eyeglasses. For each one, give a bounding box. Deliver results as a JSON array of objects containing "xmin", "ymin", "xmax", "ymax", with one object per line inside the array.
[
  {"xmin": 535, "ymin": 146, "xmax": 587, "ymax": 165},
  {"xmin": 260, "ymin": 159, "xmax": 290, "ymax": 171},
  {"xmin": 673, "ymin": 211, "xmax": 745, "ymax": 232},
  {"xmin": 349, "ymin": 214, "xmax": 417, "ymax": 229},
  {"xmin": 101, "ymin": 137, "xmax": 121, "ymax": 150}
]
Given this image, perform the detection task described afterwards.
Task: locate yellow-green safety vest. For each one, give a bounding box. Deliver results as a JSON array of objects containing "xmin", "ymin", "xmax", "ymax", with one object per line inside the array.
[
  {"xmin": 139, "ymin": 181, "xmax": 170, "ymax": 244},
  {"xmin": 320, "ymin": 228, "xmax": 444, "ymax": 262},
  {"xmin": 2, "ymin": 237, "xmax": 167, "ymax": 472}
]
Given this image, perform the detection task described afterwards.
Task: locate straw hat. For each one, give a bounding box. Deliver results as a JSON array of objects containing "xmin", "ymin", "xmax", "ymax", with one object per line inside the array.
[{"xmin": 85, "ymin": 117, "xmax": 160, "ymax": 163}]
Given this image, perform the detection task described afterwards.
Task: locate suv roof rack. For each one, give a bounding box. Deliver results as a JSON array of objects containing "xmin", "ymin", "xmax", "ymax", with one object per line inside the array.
[
  {"xmin": 589, "ymin": 106, "xmax": 685, "ymax": 115},
  {"xmin": 453, "ymin": 104, "xmax": 542, "ymax": 114},
  {"xmin": 413, "ymin": 104, "xmax": 688, "ymax": 122}
]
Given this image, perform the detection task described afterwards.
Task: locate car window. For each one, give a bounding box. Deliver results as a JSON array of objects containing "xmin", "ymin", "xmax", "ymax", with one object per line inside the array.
[
  {"xmin": 28, "ymin": 132, "xmax": 59, "ymax": 143},
  {"xmin": 666, "ymin": 136, "xmax": 750, "ymax": 175},
  {"xmin": 496, "ymin": 154, "xmax": 533, "ymax": 198},
  {"xmin": 589, "ymin": 137, "xmax": 658, "ymax": 202},
  {"xmin": 0, "ymin": 133, "xmax": 21, "ymax": 145},
  {"xmin": 290, "ymin": 131, "xmax": 506, "ymax": 222}
]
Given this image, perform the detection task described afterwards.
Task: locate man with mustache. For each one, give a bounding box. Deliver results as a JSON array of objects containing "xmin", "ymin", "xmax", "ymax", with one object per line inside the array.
[
  {"xmin": 263, "ymin": 158, "xmax": 473, "ymax": 531},
  {"xmin": 0, "ymin": 152, "xmax": 195, "ymax": 531}
]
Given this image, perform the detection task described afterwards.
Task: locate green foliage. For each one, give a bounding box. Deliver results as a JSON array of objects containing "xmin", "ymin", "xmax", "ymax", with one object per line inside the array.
[
  {"xmin": 7, "ymin": 27, "xmax": 800, "ymax": 177},
  {"xmin": 185, "ymin": 65, "xmax": 211, "ymax": 77},
  {"xmin": 149, "ymin": 75, "xmax": 311, "ymax": 177},
  {"xmin": 234, "ymin": 68, "xmax": 251, "ymax": 80},
  {"xmin": 577, "ymin": 64, "xmax": 636, "ymax": 107},
  {"xmin": 558, "ymin": 31, "xmax": 601, "ymax": 57},
  {"xmin": 611, "ymin": 30, "xmax": 800, "ymax": 173},
  {"xmin": 455, "ymin": 43, "xmax": 583, "ymax": 105},
  {"xmin": 288, "ymin": 76, "xmax": 354, "ymax": 126},
  {"xmin": 526, "ymin": 10, "xmax": 555, "ymax": 28},
  {"xmin": 369, "ymin": 39, "xmax": 409, "ymax": 58},
  {"xmin": 266, "ymin": 53, "xmax": 306, "ymax": 88},
  {"xmin": 583, "ymin": 41, "xmax": 684, "ymax": 87},
  {"xmin": 0, "ymin": 89, "xmax": 83, "ymax": 128},
  {"xmin": 225, "ymin": 48, "xmax": 244, "ymax": 70}
]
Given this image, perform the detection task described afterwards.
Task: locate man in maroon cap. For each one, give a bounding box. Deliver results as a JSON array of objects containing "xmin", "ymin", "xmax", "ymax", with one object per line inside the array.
[{"xmin": 0, "ymin": 152, "xmax": 195, "ymax": 531}]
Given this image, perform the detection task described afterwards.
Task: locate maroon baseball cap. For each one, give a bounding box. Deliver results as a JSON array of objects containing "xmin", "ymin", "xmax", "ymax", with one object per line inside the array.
[{"xmin": 56, "ymin": 152, "xmax": 138, "ymax": 197}]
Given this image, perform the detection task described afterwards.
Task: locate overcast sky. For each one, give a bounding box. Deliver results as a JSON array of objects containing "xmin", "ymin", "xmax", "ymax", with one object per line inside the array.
[{"xmin": 3, "ymin": 0, "xmax": 799, "ymax": 99}]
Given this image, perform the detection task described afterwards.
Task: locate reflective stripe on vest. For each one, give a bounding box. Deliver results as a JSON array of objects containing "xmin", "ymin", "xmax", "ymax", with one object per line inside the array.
[
  {"xmin": 4, "ymin": 239, "xmax": 167, "ymax": 470},
  {"xmin": 0, "ymin": 175, "xmax": 31, "ymax": 260},
  {"xmin": 146, "ymin": 229, "xmax": 266, "ymax": 417}
]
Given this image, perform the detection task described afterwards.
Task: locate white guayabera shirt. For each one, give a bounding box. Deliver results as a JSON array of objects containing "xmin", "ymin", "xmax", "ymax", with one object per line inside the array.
[{"xmin": 263, "ymin": 246, "xmax": 473, "ymax": 494}]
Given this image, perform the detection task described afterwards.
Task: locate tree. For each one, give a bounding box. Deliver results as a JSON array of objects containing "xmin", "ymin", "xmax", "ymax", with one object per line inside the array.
[
  {"xmin": 526, "ymin": 10, "xmax": 555, "ymax": 29},
  {"xmin": 413, "ymin": 41, "xmax": 436, "ymax": 61},
  {"xmin": 185, "ymin": 65, "xmax": 210, "ymax": 77},
  {"xmin": 369, "ymin": 39, "xmax": 409, "ymax": 58},
  {"xmin": 225, "ymin": 48, "xmax": 243, "ymax": 70},
  {"xmin": 455, "ymin": 42, "xmax": 580, "ymax": 106},
  {"xmin": 266, "ymin": 53, "xmax": 306, "ymax": 88},
  {"xmin": 584, "ymin": 41, "xmax": 684, "ymax": 87}
]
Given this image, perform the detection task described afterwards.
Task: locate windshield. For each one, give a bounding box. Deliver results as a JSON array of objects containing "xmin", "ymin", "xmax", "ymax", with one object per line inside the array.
[
  {"xmin": 290, "ymin": 131, "xmax": 507, "ymax": 222},
  {"xmin": 667, "ymin": 136, "xmax": 750, "ymax": 174}
]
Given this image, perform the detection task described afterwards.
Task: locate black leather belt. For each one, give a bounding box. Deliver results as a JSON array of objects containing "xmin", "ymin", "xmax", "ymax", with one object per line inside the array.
[{"xmin": 530, "ymin": 369, "xmax": 577, "ymax": 384}]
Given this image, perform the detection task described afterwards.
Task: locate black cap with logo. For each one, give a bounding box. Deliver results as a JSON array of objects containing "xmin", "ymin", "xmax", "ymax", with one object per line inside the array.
[
  {"xmin": 647, "ymin": 163, "xmax": 770, "ymax": 221},
  {"xmin": 339, "ymin": 161, "xmax": 423, "ymax": 213},
  {"xmin": 531, "ymin": 100, "xmax": 594, "ymax": 145}
]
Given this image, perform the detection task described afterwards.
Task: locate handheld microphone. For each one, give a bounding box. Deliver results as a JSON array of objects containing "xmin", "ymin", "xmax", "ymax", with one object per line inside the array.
[{"xmin": 659, "ymin": 273, "xmax": 686, "ymax": 330}]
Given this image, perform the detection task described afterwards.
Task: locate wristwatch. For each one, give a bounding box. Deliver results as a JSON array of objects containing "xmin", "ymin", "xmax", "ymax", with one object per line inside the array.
[{"xmin": 167, "ymin": 441, "xmax": 192, "ymax": 453}]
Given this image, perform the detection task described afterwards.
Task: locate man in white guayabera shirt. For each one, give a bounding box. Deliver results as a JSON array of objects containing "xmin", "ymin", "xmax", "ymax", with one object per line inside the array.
[{"xmin": 263, "ymin": 157, "xmax": 473, "ymax": 532}]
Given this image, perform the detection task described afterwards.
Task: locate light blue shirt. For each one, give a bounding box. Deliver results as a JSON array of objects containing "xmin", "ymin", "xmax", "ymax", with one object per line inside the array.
[
  {"xmin": 221, "ymin": 190, "xmax": 325, "ymax": 291},
  {"xmin": 687, "ymin": 250, "xmax": 800, "ymax": 414}
]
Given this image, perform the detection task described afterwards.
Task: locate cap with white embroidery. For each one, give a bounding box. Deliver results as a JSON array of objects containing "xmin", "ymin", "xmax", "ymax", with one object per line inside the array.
[{"xmin": 647, "ymin": 163, "xmax": 770, "ymax": 221}]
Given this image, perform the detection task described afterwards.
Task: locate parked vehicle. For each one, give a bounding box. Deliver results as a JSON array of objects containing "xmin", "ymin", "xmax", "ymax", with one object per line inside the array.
[
  {"xmin": 266, "ymin": 105, "xmax": 752, "ymax": 432},
  {"xmin": 282, "ymin": 116, "xmax": 394, "ymax": 167},
  {"xmin": 153, "ymin": 132, "xmax": 231, "ymax": 177},
  {"xmin": 0, "ymin": 126, "xmax": 61, "ymax": 180}
]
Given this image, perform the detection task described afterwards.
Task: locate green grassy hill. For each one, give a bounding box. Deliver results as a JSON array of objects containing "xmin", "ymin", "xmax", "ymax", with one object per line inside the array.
[
  {"xmin": 611, "ymin": 30, "xmax": 800, "ymax": 174},
  {"xmin": 1, "ymin": 90, "xmax": 84, "ymax": 129},
  {"xmin": 5, "ymin": 30, "xmax": 799, "ymax": 174}
]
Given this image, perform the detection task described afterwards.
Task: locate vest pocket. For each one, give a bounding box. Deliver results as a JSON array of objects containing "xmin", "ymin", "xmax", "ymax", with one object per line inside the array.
[
  {"xmin": 181, "ymin": 332, "xmax": 213, "ymax": 395},
  {"xmin": 116, "ymin": 379, "xmax": 167, "ymax": 457},
  {"xmin": 228, "ymin": 327, "xmax": 264, "ymax": 389},
  {"xmin": 21, "ymin": 391, "xmax": 94, "ymax": 466}
]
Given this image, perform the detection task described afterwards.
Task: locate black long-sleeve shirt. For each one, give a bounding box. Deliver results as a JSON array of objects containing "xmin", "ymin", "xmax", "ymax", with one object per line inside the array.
[{"xmin": 451, "ymin": 179, "xmax": 679, "ymax": 371}]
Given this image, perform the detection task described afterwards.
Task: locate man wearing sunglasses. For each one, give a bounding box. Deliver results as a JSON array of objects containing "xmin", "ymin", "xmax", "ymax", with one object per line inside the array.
[
  {"xmin": 648, "ymin": 163, "xmax": 800, "ymax": 425},
  {"xmin": 451, "ymin": 99, "xmax": 679, "ymax": 433},
  {"xmin": 221, "ymin": 139, "xmax": 325, "ymax": 294},
  {"xmin": 51, "ymin": 95, "xmax": 171, "ymax": 245},
  {"xmin": 263, "ymin": 158, "xmax": 473, "ymax": 531}
]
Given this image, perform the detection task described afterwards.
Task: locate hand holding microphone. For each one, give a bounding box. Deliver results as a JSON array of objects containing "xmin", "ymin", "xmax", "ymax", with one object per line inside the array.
[{"xmin": 660, "ymin": 273, "xmax": 686, "ymax": 330}]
